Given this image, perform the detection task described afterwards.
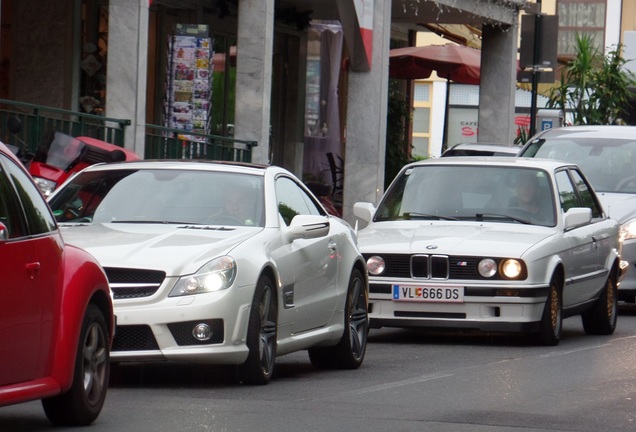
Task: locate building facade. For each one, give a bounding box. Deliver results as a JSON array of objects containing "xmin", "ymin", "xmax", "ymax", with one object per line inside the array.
[
  {"xmin": 410, "ymin": 0, "xmax": 636, "ymax": 157},
  {"xmin": 0, "ymin": 0, "xmax": 525, "ymax": 223}
]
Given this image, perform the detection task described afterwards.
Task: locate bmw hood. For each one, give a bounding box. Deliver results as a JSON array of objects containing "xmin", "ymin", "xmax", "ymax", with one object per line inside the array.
[
  {"xmin": 357, "ymin": 222, "xmax": 554, "ymax": 258},
  {"xmin": 596, "ymin": 192, "xmax": 636, "ymax": 224},
  {"xmin": 59, "ymin": 223, "xmax": 262, "ymax": 276}
]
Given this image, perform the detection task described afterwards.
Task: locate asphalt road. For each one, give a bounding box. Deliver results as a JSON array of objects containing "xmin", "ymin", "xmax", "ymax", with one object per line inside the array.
[{"xmin": 3, "ymin": 305, "xmax": 636, "ymax": 432}]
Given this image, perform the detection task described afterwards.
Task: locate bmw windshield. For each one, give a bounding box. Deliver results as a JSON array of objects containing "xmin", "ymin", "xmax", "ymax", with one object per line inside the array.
[{"xmin": 374, "ymin": 165, "xmax": 557, "ymax": 227}]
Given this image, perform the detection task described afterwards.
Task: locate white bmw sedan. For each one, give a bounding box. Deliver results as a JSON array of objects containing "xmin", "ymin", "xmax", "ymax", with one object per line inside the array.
[
  {"xmin": 48, "ymin": 160, "xmax": 368, "ymax": 385},
  {"xmin": 354, "ymin": 157, "xmax": 621, "ymax": 345}
]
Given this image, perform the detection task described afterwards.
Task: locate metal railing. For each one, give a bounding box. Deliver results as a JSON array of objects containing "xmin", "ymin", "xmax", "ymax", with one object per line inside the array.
[
  {"xmin": 144, "ymin": 124, "xmax": 256, "ymax": 162},
  {"xmin": 0, "ymin": 99, "xmax": 256, "ymax": 162},
  {"xmin": 0, "ymin": 98, "xmax": 129, "ymax": 152}
]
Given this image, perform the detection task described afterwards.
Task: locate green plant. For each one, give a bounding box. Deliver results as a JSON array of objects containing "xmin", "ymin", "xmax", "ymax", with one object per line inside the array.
[
  {"xmin": 385, "ymin": 80, "xmax": 413, "ymax": 189},
  {"xmin": 547, "ymin": 33, "xmax": 636, "ymax": 125},
  {"xmin": 514, "ymin": 126, "xmax": 529, "ymax": 145},
  {"xmin": 278, "ymin": 202, "xmax": 298, "ymax": 225}
]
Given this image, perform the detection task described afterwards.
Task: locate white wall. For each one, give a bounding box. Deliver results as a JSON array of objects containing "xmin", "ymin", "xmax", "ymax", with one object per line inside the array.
[
  {"xmin": 624, "ymin": 31, "xmax": 636, "ymax": 74},
  {"xmin": 605, "ymin": 0, "xmax": 622, "ymax": 51},
  {"xmin": 430, "ymin": 80, "xmax": 447, "ymax": 157}
]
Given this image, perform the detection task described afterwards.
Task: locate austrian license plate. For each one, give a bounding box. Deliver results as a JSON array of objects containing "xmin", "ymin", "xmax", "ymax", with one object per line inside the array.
[{"xmin": 392, "ymin": 285, "xmax": 464, "ymax": 303}]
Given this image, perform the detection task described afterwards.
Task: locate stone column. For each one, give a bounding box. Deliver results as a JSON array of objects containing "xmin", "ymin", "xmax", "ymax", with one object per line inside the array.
[
  {"xmin": 478, "ymin": 18, "xmax": 519, "ymax": 144},
  {"xmin": 234, "ymin": 0, "xmax": 275, "ymax": 164},
  {"xmin": 342, "ymin": 0, "xmax": 391, "ymax": 226},
  {"xmin": 106, "ymin": 0, "xmax": 149, "ymax": 156}
]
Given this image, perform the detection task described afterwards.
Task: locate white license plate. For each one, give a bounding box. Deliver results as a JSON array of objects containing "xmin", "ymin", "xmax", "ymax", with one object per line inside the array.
[{"xmin": 392, "ymin": 285, "xmax": 464, "ymax": 303}]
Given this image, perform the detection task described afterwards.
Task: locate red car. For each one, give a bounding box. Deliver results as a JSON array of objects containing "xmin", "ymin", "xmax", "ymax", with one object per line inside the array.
[{"xmin": 0, "ymin": 141, "xmax": 114, "ymax": 425}]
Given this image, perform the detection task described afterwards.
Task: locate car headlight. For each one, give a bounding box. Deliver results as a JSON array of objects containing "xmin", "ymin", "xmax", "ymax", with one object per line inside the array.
[
  {"xmin": 478, "ymin": 258, "xmax": 524, "ymax": 279},
  {"xmin": 619, "ymin": 218, "xmax": 636, "ymax": 242},
  {"xmin": 169, "ymin": 256, "xmax": 237, "ymax": 297},
  {"xmin": 33, "ymin": 176, "xmax": 57, "ymax": 197},
  {"xmin": 478, "ymin": 258, "xmax": 497, "ymax": 278},
  {"xmin": 366, "ymin": 255, "xmax": 386, "ymax": 275},
  {"xmin": 500, "ymin": 259, "xmax": 523, "ymax": 279}
]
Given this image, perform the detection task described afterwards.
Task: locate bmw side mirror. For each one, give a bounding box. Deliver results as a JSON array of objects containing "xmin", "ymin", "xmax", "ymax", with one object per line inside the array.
[
  {"xmin": 563, "ymin": 207, "xmax": 592, "ymax": 230},
  {"xmin": 353, "ymin": 202, "xmax": 375, "ymax": 223}
]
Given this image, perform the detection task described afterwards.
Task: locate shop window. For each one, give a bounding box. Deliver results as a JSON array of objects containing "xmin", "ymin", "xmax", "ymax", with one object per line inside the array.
[
  {"xmin": 412, "ymin": 136, "xmax": 429, "ymax": 159},
  {"xmin": 412, "ymin": 81, "xmax": 432, "ymax": 158},
  {"xmin": 413, "ymin": 108, "xmax": 430, "ymax": 134},
  {"xmin": 558, "ymin": 1, "xmax": 605, "ymax": 27},
  {"xmin": 557, "ymin": 0, "xmax": 606, "ymax": 55},
  {"xmin": 558, "ymin": 30, "xmax": 605, "ymax": 55},
  {"xmin": 414, "ymin": 83, "xmax": 430, "ymax": 102}
]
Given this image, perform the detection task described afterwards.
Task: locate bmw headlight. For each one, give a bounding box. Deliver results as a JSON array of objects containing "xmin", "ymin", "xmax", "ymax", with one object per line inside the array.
[
  {"xmin": 619, "ymin": 218, "xmax": 636, "ymax": 242},
  {"xmin": 478, "ymin": 258, "xmax": 497, "ymax": 278},
  {"xmin": 366, "ymin": 255, "xmax": 386, "ymax": 275},
  {"xmin": 169, "ymin": 256, "xmax": 237, "ymax": 297},
  {"xmin": 501, "ymin": 259, "xmax": 523, "ymax": 279},
  {"xmin": 479, "ymin": 258, "xmax": 524, "ymax": 279}
]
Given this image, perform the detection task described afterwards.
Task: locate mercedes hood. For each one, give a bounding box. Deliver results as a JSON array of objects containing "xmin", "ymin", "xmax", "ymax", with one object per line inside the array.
[{"xmin": 59, "ymin": 223, "xmax": 261, "ymax": 276}]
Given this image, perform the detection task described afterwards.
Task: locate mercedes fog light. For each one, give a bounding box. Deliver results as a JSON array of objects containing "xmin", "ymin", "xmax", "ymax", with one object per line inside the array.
[{"xmin": 193, "ymin": 323, "xmax": 212, "ymax": 341}]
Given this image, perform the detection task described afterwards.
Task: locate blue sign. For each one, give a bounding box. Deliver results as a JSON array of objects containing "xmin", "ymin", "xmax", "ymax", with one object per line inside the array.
[{"xmin": 541, "ymin": 119, "xmax": 553, "ymax": 131}]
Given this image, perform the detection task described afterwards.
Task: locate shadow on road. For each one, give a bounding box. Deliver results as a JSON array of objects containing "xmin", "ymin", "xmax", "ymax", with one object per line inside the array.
[
  {"xmin": 618, "ymin": 301, "xmax": 636, "ymax": 316},
  {"xmin": 107, "ymin": 304, "xmax": 636, "ymax": 389},
  {"xmin": 367, "ymin": 327, "xmax": 540, "ymax": 347},
  {"xmin": 109, "ymin": 356, "xmax": 323, "ymax": 389}
]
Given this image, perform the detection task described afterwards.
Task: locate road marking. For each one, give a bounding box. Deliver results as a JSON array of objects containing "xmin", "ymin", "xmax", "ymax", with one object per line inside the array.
[
  {"xmin": 538, "ymin": 334, "xmax": 636, "ymax": 358},
  {"xmin": 341, "ymin": 372, "xmax": 454, "ymax": 396},
  {"xmin": 539, "ymin": 344, "xmax": 611, "ymax": 357}
]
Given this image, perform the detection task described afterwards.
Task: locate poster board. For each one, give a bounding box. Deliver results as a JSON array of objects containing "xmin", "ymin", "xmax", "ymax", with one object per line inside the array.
[{"xmin": 165, "ymin": 24, "xmax": 213, "ymax": 143}]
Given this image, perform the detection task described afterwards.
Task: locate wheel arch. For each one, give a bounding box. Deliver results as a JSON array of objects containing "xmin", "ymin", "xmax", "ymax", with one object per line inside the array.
[
  {"xmin": 550, "ymin": 262, "xmax": 565, "ymax": 288},
  {"xmin": 89, "ymin": 289, "xmax": 115, "ymax": 345},
  {"xmin": 50, "ymin": 245, "xmax": 112, "ymax": 392},
  {"xmin": 259, "ymin": 265, "xmax": 278, "ymax": 291},
  {"xmin": 611, "ymin": 257, "xmax": 621, "ymax": 285},
  {"xmin": 540, "ymin": 251, "xmax": 565, "ymax": 284},
  {"xmin": 258, "ymin": 264, "xmax": 280, "ymax": 312},
  {"xmin": 353, "ymin": 257, "xmax": 369, "ymax": 292}
]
